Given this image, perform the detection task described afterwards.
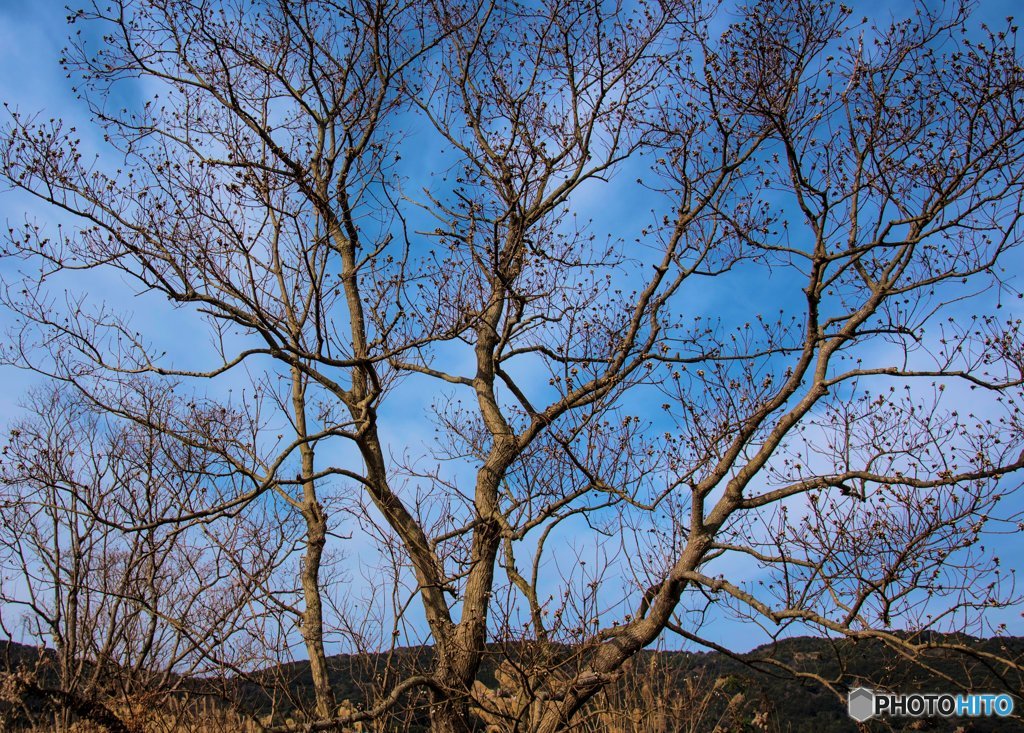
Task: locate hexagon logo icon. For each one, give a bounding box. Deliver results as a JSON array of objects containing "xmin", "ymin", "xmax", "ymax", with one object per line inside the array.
[{"xmin": 848, "ymin": 687, "xmax": 875, "ymax": 722}]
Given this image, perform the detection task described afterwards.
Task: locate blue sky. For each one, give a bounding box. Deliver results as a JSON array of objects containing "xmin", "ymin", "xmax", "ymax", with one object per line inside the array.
[{"xmin": 1, "ymin": 0, "xmax": 1023, "ymax": 660}]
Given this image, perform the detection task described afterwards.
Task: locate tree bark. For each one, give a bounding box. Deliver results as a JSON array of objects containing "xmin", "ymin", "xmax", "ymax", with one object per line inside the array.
[{"xmin": 291, "ymin": 365, "xmax": 337, "ymax": 721}]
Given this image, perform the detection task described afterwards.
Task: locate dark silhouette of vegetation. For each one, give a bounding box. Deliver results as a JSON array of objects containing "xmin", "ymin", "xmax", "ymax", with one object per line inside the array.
[{"xmin": 4, "ymin": 635, "xmax": 1022, "ymax": 731}]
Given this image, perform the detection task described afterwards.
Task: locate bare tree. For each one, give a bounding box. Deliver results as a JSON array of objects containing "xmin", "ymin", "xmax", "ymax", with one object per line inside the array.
[
  {"xmin": 2, "ymin": 0, "xmax": 1024, "ymax": 731},
  {"xmin": 0, "ymin": 386, "xmax": 289, "ymax": 732}
]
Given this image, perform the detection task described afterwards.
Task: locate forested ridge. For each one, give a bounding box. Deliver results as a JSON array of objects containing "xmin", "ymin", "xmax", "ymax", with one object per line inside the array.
[{"xmin": 3, "ymin": 634, "xmax": 1021, "ymax": 731}]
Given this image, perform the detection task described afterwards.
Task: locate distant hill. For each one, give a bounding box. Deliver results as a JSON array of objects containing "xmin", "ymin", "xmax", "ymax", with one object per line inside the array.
[
  {"xmin": 3, "ymin": 634, "xmax": 1022, "ymax": 731},
  {"xmin": 676, "ymin": 633, "xmax": 1024, "ymax": 732},
  {"xmin": 224, "ymin": 633, "xmax": 1024, "ymax": 732}
]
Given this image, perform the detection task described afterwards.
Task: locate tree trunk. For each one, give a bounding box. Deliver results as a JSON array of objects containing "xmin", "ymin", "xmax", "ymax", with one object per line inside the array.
[
  {"xmin": 429, "ymin": 696, "xmax": 474, "ymax": 733},
  {"xmin": 291, "ymin": 365, "xmax": 337, "ymax": 721},
  {"xmin": 300, "ymin": 501, "xmax": 335, "ymax": 721}
]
